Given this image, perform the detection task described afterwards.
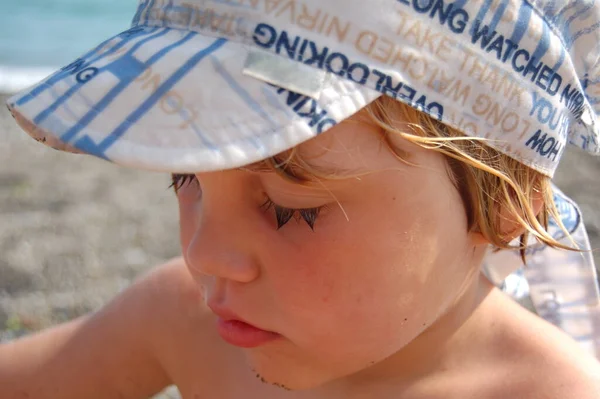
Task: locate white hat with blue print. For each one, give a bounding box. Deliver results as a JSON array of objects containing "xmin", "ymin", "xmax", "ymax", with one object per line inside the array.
[{"xmin": 6, "ymin": 0, "xmax": 600, "ymax": 356}]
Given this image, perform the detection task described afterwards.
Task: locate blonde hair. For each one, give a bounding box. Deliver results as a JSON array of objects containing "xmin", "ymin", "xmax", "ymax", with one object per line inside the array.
[{"xmin": 250, "ymin": 96, "xmax": 575, "ymax": 263}]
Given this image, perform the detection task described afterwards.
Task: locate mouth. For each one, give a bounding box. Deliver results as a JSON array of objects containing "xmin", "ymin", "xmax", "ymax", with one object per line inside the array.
[{"xmin": 208, "ymin": 303, "xmax": 281, "ymax": 348}]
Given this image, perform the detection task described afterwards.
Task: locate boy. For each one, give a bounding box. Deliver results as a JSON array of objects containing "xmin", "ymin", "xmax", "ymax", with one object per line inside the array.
[{"xmin": 2, "ymin": 0, "xmax": 600, "ymax": 397}]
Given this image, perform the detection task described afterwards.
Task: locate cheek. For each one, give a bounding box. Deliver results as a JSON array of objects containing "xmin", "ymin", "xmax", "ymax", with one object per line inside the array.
[
  {"xmin": 263, "ymin": 215, "xmax": 422, "ymax": 341},
  {"xmin": 268, "ymin": 190, "xmax": 469, "ymax": 341}
]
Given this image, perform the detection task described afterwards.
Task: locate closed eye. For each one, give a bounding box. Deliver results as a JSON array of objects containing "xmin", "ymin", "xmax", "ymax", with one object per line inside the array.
[
  {"xmin": 170, "ymin": 174, "xmax": 324, "ymax": 230},
  {"xmin": 261, "ymin": 198, "xmax": 324, "ymax": 231}
]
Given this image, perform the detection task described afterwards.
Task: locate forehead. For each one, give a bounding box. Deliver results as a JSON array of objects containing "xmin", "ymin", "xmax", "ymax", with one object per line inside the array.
[{"xmin": 290, "ymin": 109, "xmax": 435, "ymax": 176}]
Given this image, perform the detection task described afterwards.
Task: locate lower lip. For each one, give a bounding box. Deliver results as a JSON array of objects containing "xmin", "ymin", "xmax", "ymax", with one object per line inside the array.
[{"xmin": 216, "ymin": 318, "xmax": 280, "ymax": 348}]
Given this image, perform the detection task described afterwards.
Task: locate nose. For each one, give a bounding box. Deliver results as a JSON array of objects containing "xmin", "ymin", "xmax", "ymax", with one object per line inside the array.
[
  {"xmin": 182, "ymin": 202, "xmax": 260, "ymax": 284},
  {"xmin": 185, "ymin": 228, "xmax": 259, "ymax": 283}
]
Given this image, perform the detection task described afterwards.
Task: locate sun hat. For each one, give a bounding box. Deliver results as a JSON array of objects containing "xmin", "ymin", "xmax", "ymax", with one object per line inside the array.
[{"xmin": 6, "ymin": 0, "xmax": 600, "ymax": 356}]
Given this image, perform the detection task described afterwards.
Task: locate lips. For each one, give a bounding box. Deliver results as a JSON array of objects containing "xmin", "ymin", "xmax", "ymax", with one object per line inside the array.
[{"xmin": 208, "ymin": 302, "xmax": 280, "ymax": 348}]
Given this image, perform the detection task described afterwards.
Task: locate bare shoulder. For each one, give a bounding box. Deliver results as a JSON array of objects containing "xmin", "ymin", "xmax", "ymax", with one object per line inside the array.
[
  {"xmin": 141, "ymin": 256, "xmax": 215, "ymax": 341},
  {"xmin": 520, "ymin": 321, "xmax": 600, "ymax": 398},
  {"xmin": 483, "ymin": 290, "xmax": 600, "ymax": 399}
]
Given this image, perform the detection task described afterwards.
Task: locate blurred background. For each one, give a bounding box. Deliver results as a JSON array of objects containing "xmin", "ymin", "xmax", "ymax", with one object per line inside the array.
[
  {"xmin": 0, "ymin": 0, "xmax": 135, "ymax": 92},
  {"xmin": 0, "ymin": 0, "xmax": 599, "ymax": 396},
  {"xmin": 0, "ymin": 1, "xmax": 181, "ymax": 397}
]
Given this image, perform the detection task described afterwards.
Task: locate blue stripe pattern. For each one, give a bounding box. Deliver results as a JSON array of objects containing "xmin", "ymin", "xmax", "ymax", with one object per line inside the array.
[
  {"xmin": 59, "ymin": 30, "xmax": 197, "ymax": 143},
  {"xmin": 17, "ymin": 26, "xmax": 160, "ymax": 107},
  {"xmin": 531, "ymin": 20, "xmax": 551, "ymax": 62},
  {"xmin": 31, "ymin": 28, "xmax": 169, "ymax": 127},
  {"xmin": 564, "ymin": 0, "xmax": 595, "ymax": 48},
  {"xmin": 487, "ymin": 0, "xmax": 510, "ymax": 33},
  {"xmin": 73, "ymin": 38, "xmax": 227, "ymax": 156},
  {"xmin": 209, "ymin": 56, "xmax": 277, "ymax": 129},
  {"xmin": 145, "ymin": 0, "xmax": 157, "ymax": 26},
  {"xmin": 470, "ymin": 0, "xmax": 493, "ymax": 36},
  {"xmin": 510, "ymin": 1, "xmax": 533, "ymax": 45}
]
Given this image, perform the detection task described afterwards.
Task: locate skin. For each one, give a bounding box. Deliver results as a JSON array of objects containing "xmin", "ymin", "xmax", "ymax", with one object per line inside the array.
[
  {"xmin": 174, "ymin": 111, "xmax": 600, "ymax": 396},
  {"xmin": 177, "ymin": 112, "xmax": 490, "ymax": 391},
  {"xmin": 1, "ymin": 109, "xmax": 600, "ymax": 398}
]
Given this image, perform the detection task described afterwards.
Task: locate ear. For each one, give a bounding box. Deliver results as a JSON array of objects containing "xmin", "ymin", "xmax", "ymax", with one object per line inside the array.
[
  {"xmin": 469, "ymin": 189, "xmax": 545, "ymax": 246},
  {"xmin": 497, "ymin": 189, "xmax": 545, "ymax": 243}
]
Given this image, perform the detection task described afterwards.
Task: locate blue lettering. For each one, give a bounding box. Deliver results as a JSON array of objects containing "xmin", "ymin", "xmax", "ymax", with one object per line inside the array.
[
  {"xmin": 292, "ymin": 96, "xmax": 310, "ymax": 112},
  {"xmin": 427, "ymin": 102, "xmax": 444, "ymax": 120},
  {"xmin": 372, "ymin": 69, "xmax": 388, "ymax": 91},
  {"xmin": 317, "ymin": 118, "xmax": 337, "ymax": 133},
  {"xmin": 526, "ymin": 129, "xmax": 546, "ymax": 150},
  {"xmin": 535, "ymin": 65, "xmax": 553, "ymax": 91},
  {"xmin": 413, "ymin": 0, "xmax": 435, "ymax": 13},
  {"xmin": 525, "ymin": 129, "xmax": 562, "ymax": 161},
  {"xmin": 252, "ymin": 24, "xmax": 445, "ymax": 121},
  {"xmin": 523, "ymin": 56, "xmax": 543, "ymax": 82},
  {"xmin": 253, "ymin": 23, "xmax": 276, "ymax": 48},
  {"xmin": 486, "ymin": 35, "xmax": 504, "ymax": 61},
  {"xmin": 297, "ymin": 39, "xmax": 310, "ymax": 62},
  {"xmin": 529, "ymin": 92, "xmax": 566, "ymax": 131},
  {"xmin": 511, "ymin": 49, "xmax": 529, "ymax": 73},
  {"xmin": 560, "ymin": 84, "xmax": 585, "ymax": 114},
  {"xmin": 60, "ymin": 58, "xmax": 99, "ymax": 84},
  {"xmin": 275, "ymin": 31, "xmax": 300, "ymax": 59},
  {"xmin": 280, "ymin": 89, "xmax": 305, "ymax": 107},
  {"xmin": 415, "ymin": 94, "xmax": 427, "ymax": 109},
  {"xmin": 325, "ymin": 52, "xmax": 349, "ymax": 77},
  {"xmin": 501, "ymin": 39, "xmax": 518, "ymax": 63},
  {"xmin": 382, "ymin": 76, "xmax": 404, "ymax": 97},
  {"xmin": 302, "ymin": 42, "xmax": 329, "ymax": 69},
  {"xmin": 276, "ymin": 88, "xmax": 336, "ymax": 134},
  {"xmin": 546, "ymin": 71, "xmax": 562, "ymax": 96},
  {"xmin": 448, "ymin": 8, "xmax": 468, "ymax": 34},
  {"xmin": 430, "ymin": 0, "xmax": 455, "ymax": 26},
  {"xmin": 471, "ymin": 20, "xmax": 497, "ymax": 49},
  {"xmin": 530, "ymin": 92, "xmax": 551, "ymax": 124},
  {"xmin": 347, "ymin": 62, "xmax": 370, "ymax": 85},
  {"xmin": 61, "ymin": 58, "xmax": 88, "ymax": 74},
  {"xmin": 295, "ymin": 99, "xmax": 328, "ymax": 127},
  {"xmin": 76, "ymin": 67, "xmax": 99, "ymax": 83},
  {"xmin": 398, "ymin": 84, "xmax": 416, "ymax": 102},
  {"xmin": 397, "ymin": 0, "xmax": 468, "ymax": 34}
]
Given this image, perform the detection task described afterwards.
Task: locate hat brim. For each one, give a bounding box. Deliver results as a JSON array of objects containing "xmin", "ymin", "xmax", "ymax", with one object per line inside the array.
[{"xmin": 6, "ymin": 25, "xmax": 380, "ymax": 173}]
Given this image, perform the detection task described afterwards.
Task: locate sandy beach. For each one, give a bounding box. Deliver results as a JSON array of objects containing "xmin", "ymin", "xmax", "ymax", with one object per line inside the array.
[{"xmin": 0, "ymin": 92, "xmax": 599, "ymax": 396}]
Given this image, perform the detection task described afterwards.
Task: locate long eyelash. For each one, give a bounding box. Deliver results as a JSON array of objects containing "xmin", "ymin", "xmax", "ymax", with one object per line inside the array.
[
  {"xmin": 169, "ymin": 174, "xmax": 197, "ymax": 192},
  {"xmin": 168, "ymin": 176, "xmax": 323, "ymax": 230},
  {"xmin": 261, "ymin": 198, "xmax": 323, "ymax": 231}
]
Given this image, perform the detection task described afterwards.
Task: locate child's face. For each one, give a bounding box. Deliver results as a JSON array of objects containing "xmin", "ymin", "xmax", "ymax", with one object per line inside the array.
[{"xmin": 176, "ymin": 112, "xmax": 486, "ymax": 390}]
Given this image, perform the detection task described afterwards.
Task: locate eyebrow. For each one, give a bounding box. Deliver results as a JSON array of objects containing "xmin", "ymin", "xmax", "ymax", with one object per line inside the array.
[{"xmin": 238, "ymin": 155, "xmax": 319, "ymax": 185}]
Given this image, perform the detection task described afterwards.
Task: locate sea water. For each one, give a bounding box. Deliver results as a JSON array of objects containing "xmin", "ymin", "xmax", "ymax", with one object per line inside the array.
[{"xmin": 0, "ymin": 0, "xmax": 135, "ymax": 93}]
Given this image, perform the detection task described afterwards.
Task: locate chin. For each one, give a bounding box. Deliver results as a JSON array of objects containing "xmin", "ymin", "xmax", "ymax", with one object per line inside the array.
[
  {"xmin": 247, "ymin": 357, "xmax": 334, "ymax": 391},
  {"xmin": 252, "ymin": 371, "xmax": 325, "ymax": 391}
]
